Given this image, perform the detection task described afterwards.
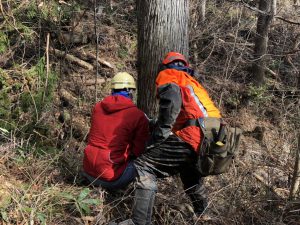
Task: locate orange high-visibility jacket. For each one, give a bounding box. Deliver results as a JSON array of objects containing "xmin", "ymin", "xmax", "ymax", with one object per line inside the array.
[{"xmin": 155, "ymin": 68, "xmax": 221, "ymax": 152}]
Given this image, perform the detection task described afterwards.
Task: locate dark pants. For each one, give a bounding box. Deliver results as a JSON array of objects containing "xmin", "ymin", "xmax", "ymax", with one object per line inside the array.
[
  {"xmin": 132, "ymin": 135, "xmax": 207, "ymax": 225},
  {"xmin": 82, "ymin": 161, "xmax": 137, "ymax": 190}
]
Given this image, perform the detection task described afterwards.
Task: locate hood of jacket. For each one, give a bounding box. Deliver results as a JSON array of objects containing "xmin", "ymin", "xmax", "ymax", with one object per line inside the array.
[{"xmin": 101, "ymin": 95, "xmax": 135, "ymax": 113}]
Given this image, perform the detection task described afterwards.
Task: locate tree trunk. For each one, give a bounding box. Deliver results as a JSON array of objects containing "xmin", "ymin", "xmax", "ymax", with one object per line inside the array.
[
  {"xmin": 192, "ymin": 0, "xmax": 206, "ymax": 64},
  {"xmin": 272, "ymin": 0, "xmax": 277, "ymax": 15},
  {"xmin": 136, "ymin": 0, "xmax": 189, "ymax": 117},
  {"xmin": 199, "ymin": 0, "xmax": 206, "ymax": 23},
  {"xmin": 290, "ymin": 135, "xmax": 300, "ymax": 199},
  {"xmin": 252, "ymin": 0, "xmax": 274, "ymax": 85}
]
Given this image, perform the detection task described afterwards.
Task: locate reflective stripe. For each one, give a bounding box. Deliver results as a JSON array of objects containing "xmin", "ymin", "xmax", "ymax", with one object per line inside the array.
[{"xmin": 187, "ymin": 85, "xmax": 208, "ymax": 117}]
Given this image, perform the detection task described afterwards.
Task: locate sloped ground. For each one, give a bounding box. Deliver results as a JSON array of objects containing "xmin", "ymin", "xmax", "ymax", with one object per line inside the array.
[{"xmin": 0, "ymin": 0, "xmax": 299, "ymax": 224}]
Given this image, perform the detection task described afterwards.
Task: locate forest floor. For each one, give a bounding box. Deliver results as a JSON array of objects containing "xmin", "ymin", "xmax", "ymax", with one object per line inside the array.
[{"xmin": 0, "ymin": 0, "xmax": 300, "ymax": 224}]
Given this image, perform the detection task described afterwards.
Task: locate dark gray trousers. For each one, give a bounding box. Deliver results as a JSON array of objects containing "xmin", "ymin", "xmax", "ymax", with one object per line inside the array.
[{"xmin": 132, "ymin": 135, "xmax": 207, "ymax": 225}]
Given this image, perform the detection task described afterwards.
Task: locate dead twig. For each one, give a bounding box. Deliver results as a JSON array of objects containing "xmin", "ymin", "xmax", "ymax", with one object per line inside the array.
[
  {"xmin": 199, "ymin": 36, "xmax": 216, "ymax": 67},
  {"xmin": 290, "ymin": 135, "xmax": 300, "ymax": 199},
  {"xmin": 275, "ymin": 16, "xmax": 300, "ymax": 26},
  {"xmin": 42, "ymin": 33, "xmax": 50, "ymax": 104}
]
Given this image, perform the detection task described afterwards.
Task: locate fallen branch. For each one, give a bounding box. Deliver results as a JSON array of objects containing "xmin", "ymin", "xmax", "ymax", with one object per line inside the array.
[
  {"xmin": 85, "ymin": 78, "xmax": 106, "ymax": 86},
  {"xmin": 58, "ymin": 0, "xmax": 72, "ymax": 6},
  {"xmin": 85, "ymin": 52, "xmax": 116, "ymax": 70},
  {"xmin": 265, "ymin": 67, "xmax": 280, "ymax": 79},
  {"xmin": 60, "ymin": 89, "xmax": 77, "ymax": 106},
  {"xmin": 50, "ymin": 48, "xmax": 94, "ymax": 70},
  {"xmin": 238, "ymin": 161, "xmax": 289, "ymax": 199},
  {"xmin": 218, "ymin": 38, "xmax": 254, "ymax": 47},
  {"xmin": 253, "ymin": 171, "xmax": 288, "ymax": 199}
]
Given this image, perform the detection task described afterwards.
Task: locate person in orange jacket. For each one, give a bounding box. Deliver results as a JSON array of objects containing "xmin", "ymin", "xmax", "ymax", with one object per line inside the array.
[{"xmin": 110, "ymin": 52, "xmax": 221, "ymax": 225}]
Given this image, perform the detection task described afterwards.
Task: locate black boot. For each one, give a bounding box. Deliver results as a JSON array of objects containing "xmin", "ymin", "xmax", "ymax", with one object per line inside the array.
[
  {"xmin": 132, "ymin": 189, "xmax": 156, "ymax": 225},
  {"xmin": 186, "ymin": 184, "xmax": 208, "ymax": 216}
]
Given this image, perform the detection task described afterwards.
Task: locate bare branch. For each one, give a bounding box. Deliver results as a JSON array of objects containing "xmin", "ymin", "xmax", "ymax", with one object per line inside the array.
[
  {"xmin": 241, "ymin": 0, "xmax": 300, "ymax": 26},
  {"xmin": 274, "ymin": 16, "xmax": 300, "ymax": 26}
]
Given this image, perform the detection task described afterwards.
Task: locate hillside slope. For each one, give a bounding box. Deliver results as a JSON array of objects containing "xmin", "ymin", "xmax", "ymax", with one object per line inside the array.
[{"xmin": 0, "ymin": 0, "xmax": 299, "ymax": 224}]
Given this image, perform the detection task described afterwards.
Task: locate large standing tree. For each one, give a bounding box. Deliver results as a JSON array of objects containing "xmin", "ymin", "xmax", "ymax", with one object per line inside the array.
[{"xmin": 136, "ymin": 0, "xmax": 189, "ymax": 117}]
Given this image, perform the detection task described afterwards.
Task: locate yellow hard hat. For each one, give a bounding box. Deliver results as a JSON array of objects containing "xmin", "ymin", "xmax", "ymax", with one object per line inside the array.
[{"xmin": 111, "ymin": 72, "xmax": 136, "ymax": 89}]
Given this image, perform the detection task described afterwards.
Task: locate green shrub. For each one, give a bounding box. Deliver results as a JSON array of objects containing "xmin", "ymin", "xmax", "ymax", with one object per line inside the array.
[{"xmin": 0, "ymin": 32, "xmax": 9, "ymax": 54}]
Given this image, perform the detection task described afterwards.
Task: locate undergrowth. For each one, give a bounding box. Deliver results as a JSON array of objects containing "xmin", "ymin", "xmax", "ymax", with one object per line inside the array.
[{"xmin": 0, "ymin": 133, "xmax": 102, "ymax": 224}]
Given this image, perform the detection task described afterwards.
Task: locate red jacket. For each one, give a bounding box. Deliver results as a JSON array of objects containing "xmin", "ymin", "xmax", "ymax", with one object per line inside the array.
[{"xmin": 83, "ymin": 95, "xmax": 149, "ymax": 181}]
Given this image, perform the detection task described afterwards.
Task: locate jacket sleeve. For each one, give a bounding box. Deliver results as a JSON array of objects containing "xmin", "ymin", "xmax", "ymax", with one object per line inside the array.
[
  {"xmin": 150, "ymin": 83, "xmax": 182, "ymax": 145},
  {"xmin": 131, "ymin": 114, "xmax": 150, "ymax": 157}
]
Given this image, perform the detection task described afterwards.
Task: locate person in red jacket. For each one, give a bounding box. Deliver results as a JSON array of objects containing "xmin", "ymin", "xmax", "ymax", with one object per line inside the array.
[{"xmin": 83, "ymin": 72, "xmax": 149, "ymax": 190}]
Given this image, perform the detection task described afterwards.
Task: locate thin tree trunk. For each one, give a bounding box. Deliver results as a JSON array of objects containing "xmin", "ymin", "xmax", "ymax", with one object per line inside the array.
[
  {"xmin": 290, "ymin": 135, "xmax": 300, "ymax": 199},
  {"xmin": 136, "ymin": 0, "xmax": 189, "ymax": 117},
  {"xmin": 252, "ymin": 0, "xmax": 274, "ymax": 85},
  {"xmin": 272, "ymin": 0, "xmax": 277, "ymax": 15},
  {"xmin": 199, "ymin": 0, "xmax": 206, "ymax": 23},
  {"xmin": 193, "ymin": 0, "xmax": 206, "ymax": 64}
]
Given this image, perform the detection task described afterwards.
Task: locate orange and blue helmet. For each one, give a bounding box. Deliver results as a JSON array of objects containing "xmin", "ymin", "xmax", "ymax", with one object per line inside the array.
[{"xmin": 162, "ymin": 52, "xmax": 189, "ymax": 66}]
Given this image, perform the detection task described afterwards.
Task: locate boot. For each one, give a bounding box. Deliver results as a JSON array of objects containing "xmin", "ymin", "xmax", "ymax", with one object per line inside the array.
[
  {"xmin": 186, "ymin": 184, "xmax": 208, "ymax": 216},
  {"xmin": 132, "ymin": 189, "xmax": 156, "ymax": 225}
]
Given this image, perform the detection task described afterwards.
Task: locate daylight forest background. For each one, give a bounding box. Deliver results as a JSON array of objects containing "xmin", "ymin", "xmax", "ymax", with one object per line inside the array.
[{"xmin": 0, "ymin": 0, "xmax": 299, "ymax": 224}]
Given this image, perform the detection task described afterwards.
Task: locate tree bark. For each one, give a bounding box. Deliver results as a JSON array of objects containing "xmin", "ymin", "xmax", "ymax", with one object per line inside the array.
[
  {"xmin": 136, "ymin": 0, "xmax": 189, "ymax": 117},
  {"xmin": 290, "ymin": 135, "xmax": 300, "ymax": 199},
  {"xmin": 252, "ymin": 0, "xmax": 274, "ymax": 85}
]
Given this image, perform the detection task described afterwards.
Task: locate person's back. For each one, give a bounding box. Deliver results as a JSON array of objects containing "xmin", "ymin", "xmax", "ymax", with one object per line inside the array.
[
  {"xmin": 83, "ymin": 72, "xmax": 149, "ymax": 190},
  {"xmin": 155, "ymin": 67, "xmax": 221, "ymax": 151},
  {"xmin": 84, "ymin": 95, "xmax": 148, "ymax": 181}
]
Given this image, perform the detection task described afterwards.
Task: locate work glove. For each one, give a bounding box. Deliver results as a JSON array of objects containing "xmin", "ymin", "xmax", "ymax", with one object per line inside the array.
[{"xmin": 149, "ymin": 117, "xmax": 157, "ymax": 133}]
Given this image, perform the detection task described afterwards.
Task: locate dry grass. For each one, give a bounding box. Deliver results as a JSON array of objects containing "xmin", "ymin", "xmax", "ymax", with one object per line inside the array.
[{"xmin": 0, "ymin": 137, "xmax": 104, "ymax": 224}]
